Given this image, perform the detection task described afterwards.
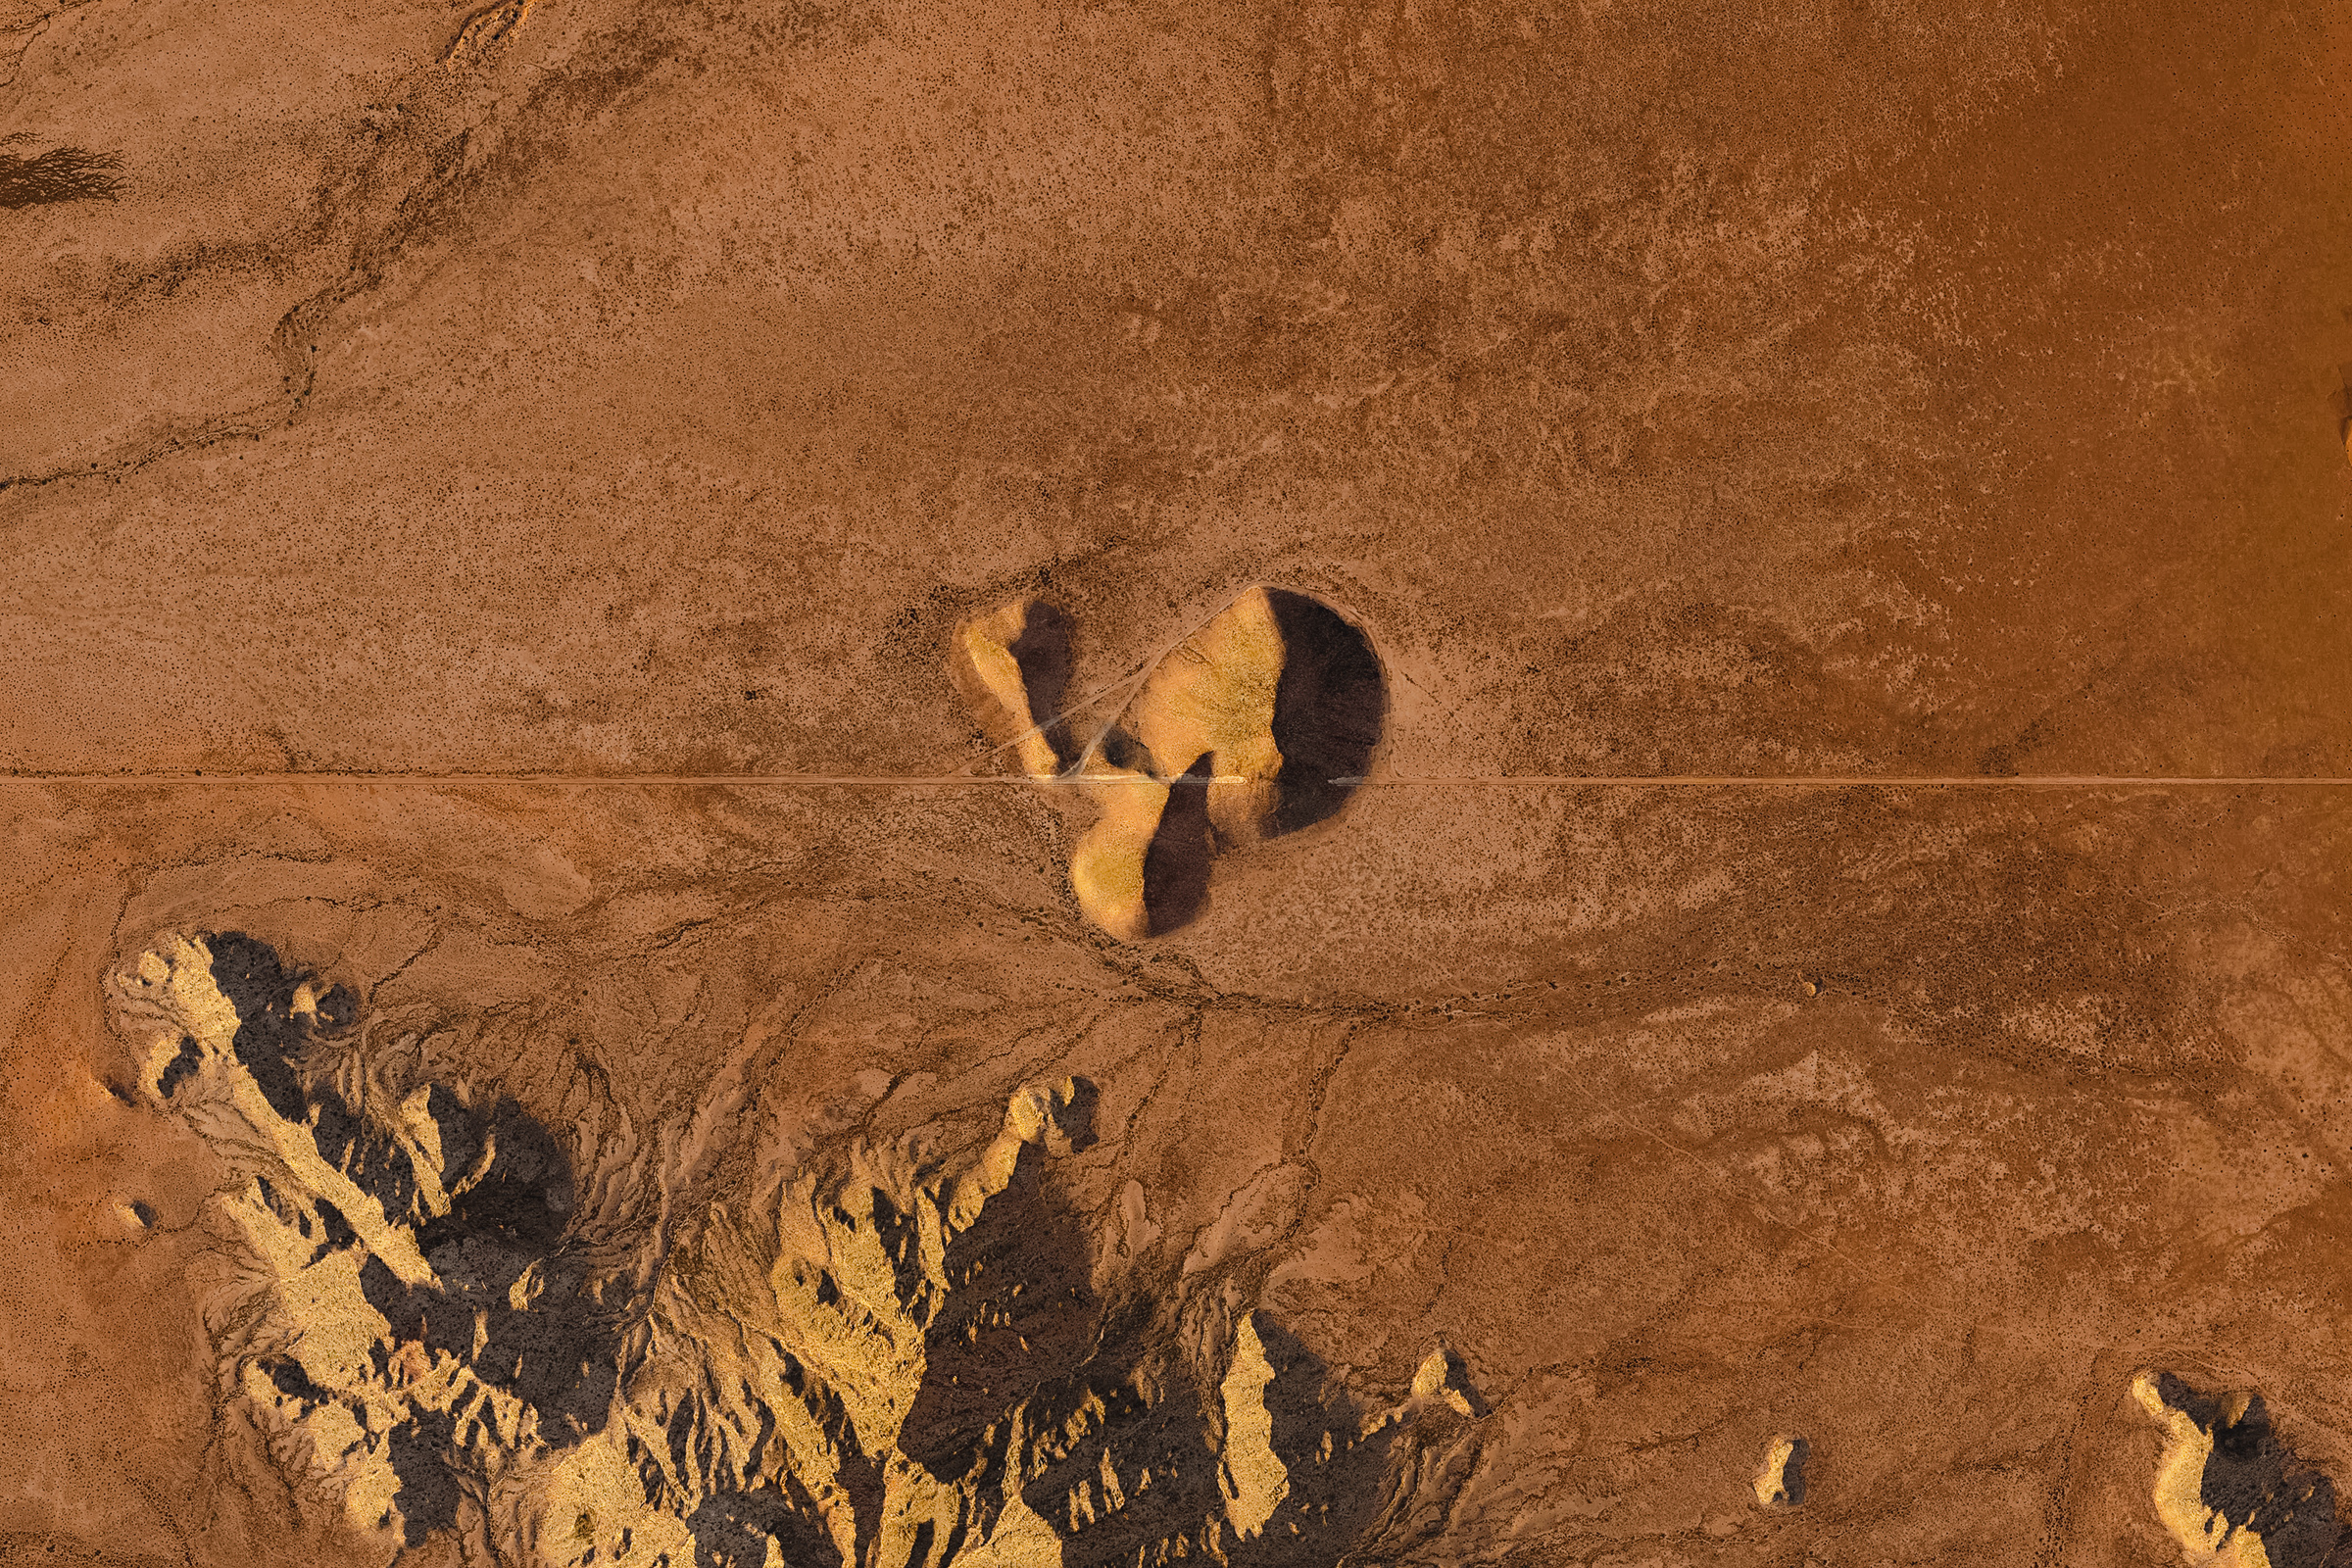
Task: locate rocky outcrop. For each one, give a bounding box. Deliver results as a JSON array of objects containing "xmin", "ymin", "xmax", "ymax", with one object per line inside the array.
[
  {"xmin": 951, "ymin": 588, "xmax": 1386, "ymax": 941},
  {"xmin": 1751, "ymin": 1435, "xmax": 1806, "ymax": 1510},
  {"xmin": 109, "ymin": 931, "xmax": 1477, "ymax": 1566},
  {"xmin": 2132, "ymin": 1371, "xmax": 2351, "ymax": 1568}
]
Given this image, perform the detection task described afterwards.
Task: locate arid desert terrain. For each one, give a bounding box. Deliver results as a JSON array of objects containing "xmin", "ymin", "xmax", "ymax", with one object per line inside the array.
[{"xmin": 7, "ymin": 3, "xmax": 2352, "ymax": 1565}]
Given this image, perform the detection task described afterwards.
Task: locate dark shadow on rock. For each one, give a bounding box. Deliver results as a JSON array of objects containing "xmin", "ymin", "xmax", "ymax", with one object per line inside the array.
[
  {"xmin": 1054, "ymin": 1076, "xmax": 1100, "ymax": 1153},
  {"xmin": 1264, "ymin": 590, "xmax": 1386, "ymax": 836},
  {"xmin": 1142, "ymin": 753, "xmax": 1217, "ymax": 936},
  {"xmin": 1097, "ymin": 722, "xmax": 1153, "ymax": 776},
  {"xmin": 1232, "ymin": 1317, "xmax": 1396, "ymax": 1567},
  {"xmin": 1414, "ymin": 1347, "xmax": 1491, "ymax": 1418},
  {"xmin": 2153, "ymin": 1373, "xmax": 2350, "ymax": 1567},
  {"xmin": 1753, "ymin": 1435, "xmax": 1808, "ymax": 1507},
  {"xmin": 904, "ymin": 1139, "xmax": 1102, "ymax": 1484},
  {"xmin": 687, "ymin": 1476, "xmax": 845, "ymax": 1568},
  {"xmin": 1006, "ymin": 602, "xmax": 1079, "ymax": 771},
  {"xmin": 155, "ymin": 1034, "xmax": 202, "ymax": 1099},
  {"xmin": 1022, "ymin": 1351, "xmax": 1220, "ymax": 1568},
  {"xmin": 210, "ymin": 933, "xmax": 422, "ymax": 1220},
  {"xmin": 887, "ymin": 1069, "xmax": 1443, "ymax": 1568},
  {"xmin": 170, "ymin": 936, "xmax": 1446, "ymax": 1565},
  {"xmin": 311, "ymin": 1083, "xmax": 422, "ymax": 1228},
  {"xmin": 261, "ymin": 1354, "xmax": 333, "ymax": 1407},
  {"xmin": 895, "ymin": 1113, "xmax": 1407, "ymax": 1567},
  {"xmin": 1018, "ymin": 1310, "xmax": 1396, "ymax": 1568},
  {"xmin": 198, "ymin": 932, "xmax": 625, "ymax": 1535},
  {"xmin": 385, "ymin": 1407, "xmax": 463, "ymax": 1545},
  {"xmin": 416, "ymin": 1095, "xmax": 573, "ymax": 1286},
  {"xmin": 209, "ymin": 932, "xmax": 338, "ymax": 1123}
]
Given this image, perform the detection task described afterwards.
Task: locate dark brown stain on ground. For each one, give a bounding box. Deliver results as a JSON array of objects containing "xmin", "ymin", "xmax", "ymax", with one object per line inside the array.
[{"xmin": 0, "ymin": 138, "xmax": 122, "ymax": 210}]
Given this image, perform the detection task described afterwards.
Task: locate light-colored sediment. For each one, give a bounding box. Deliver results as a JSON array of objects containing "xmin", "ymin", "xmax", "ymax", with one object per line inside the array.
[{"xmin": 1117, "ymin": 588, "xmax": 1289, "ymax": 852}]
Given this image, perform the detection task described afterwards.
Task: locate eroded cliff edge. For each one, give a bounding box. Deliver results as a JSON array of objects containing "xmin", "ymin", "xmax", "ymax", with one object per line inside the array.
[{"xmin": 108, "ymin": 931, "xmax": 1483, "ymax": 1567}]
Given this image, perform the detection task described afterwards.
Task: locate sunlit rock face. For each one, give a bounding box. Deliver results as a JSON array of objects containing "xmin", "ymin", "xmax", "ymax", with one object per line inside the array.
[
  {"xmin": 951, "ymin": 588, "xmax": 1386, "ymax": 942},
  {"xmin": 2132, "ymin": 1372, "xmax": 2351, "ymax": 1568},
  {"xmin": 1751, "ymin": 1436, "xmax": 1807, "ymax": 1510},
  {"xmin": 109, "ymin": 932, "xmax": 1478, "ymax": 1567}
]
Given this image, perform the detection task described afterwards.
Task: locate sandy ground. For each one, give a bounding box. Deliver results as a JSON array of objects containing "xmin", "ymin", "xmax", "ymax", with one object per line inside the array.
[{"xmin": 6, "ymin": 2, "xmax": 2352, "ymax": 1564}]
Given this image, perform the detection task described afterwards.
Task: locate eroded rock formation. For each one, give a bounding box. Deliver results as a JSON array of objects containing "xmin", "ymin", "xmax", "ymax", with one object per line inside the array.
[
  {"xmin": 2132, "ymin": 1371, "xmax": 2351, "ymax": 1568},
  {"xmin": 951, "ymin": 588, "xmax": 1385, "ymax": 941},
  {"xmin": 108, "ymin": 932, "xmax": 1477, "ymax": 1566},
  {"xmin": 1751, "ymin": 1435, "xmax": 1806, "ymax": 1510}
]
